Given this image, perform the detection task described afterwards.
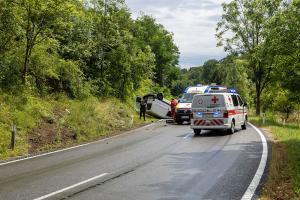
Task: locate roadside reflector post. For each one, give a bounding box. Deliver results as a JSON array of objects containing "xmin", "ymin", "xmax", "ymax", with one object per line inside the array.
[
  {"xmin": 11, "ymin": 124, "xmax": 16, "ymax": 150},
  {"xmin": 130, "ymin": 115, "xmax": 134, "ymax": 128},
  {"xmin": 262, "ymin": 113, "xmax": 266, "ymax": 125}
]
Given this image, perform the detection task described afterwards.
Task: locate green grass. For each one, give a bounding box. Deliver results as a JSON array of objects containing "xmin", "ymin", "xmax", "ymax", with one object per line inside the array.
[
  {"xmin": 0, "ymin": 94, "xmax": 157, "ymax": 160},
  {"xmin": 249, "ymin": 114, "xmax": 300, "ymax": 199},
  {"xmin": 271, "ymin": 126, "xmax": 300, "ymax": 196},
  {"xmin": 0, "ymin": 94, "xmax": 53, "ymax": 159}
]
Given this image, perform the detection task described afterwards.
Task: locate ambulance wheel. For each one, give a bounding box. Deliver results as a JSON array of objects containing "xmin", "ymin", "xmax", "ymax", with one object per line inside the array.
[
  {"xmin": 194, "ymin": 129, "xmax": 201, "ymax": 135},
  {"xmin": 241, "ymin": 120, "xmax": 247, "ymax": 130},
  {"xmin": 227, "ymin": 121, "xmax": 235, "ymax": 134},
  {"xmin": 176, "ymin": 120, "xmax": 183, "ymax": 125}
]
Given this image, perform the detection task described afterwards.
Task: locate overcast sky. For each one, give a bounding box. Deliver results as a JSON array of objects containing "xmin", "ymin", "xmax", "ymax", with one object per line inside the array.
[{"xmin": 125, "ymin": 0, "xmax": 229, "ymax": 68}]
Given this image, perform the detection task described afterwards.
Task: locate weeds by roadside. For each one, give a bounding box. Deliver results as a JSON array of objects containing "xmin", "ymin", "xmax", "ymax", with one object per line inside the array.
[
  {"xmin": 0, "ymin": 94, "xmax": 156, "ymax": 160},
  {"xmin": 249, "ymin": 115, "xmax": 300, "ymax": 200}
]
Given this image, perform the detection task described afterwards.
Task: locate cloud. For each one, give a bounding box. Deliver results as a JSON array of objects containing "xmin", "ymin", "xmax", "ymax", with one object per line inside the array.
[{"xmin": 126, "ymin": 0, "xmax": 230, "ymax": 68}]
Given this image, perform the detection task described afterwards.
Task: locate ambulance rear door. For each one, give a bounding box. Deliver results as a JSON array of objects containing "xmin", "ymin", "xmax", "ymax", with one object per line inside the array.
[
  {"xmin": 230, "ymin": 94, "xmax": 243, "ymax": 125},
  {"xmin": 192, "ymin": 94, "xmax": 226, "ymax": 119}
]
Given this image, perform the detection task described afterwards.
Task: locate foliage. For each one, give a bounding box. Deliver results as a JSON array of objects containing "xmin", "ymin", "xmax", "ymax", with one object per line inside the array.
[
  {"xmin": 172, "ymin": 56, "xmax": 252, "ymax": 103},
  {"xmin": 0, "ymin": 0, "xmax": 181, "ymax": 158},
  {"xmin": 0, "ymin": 94, "xmax": 154, "ymax": 160},
  {"xmin": 0, "ymin": 0, "xmax": 299, "ymax": 162},
  {"xmin": 0, "ymin": 0, "xmax": 179, "ymax": 100},
  {"xmin": 216, "ymin": 0, "xmax": 282, "ymax": 115},
  {"xmin": 134, "ymin": 15, "xmax": 180, "ymax": 87}
]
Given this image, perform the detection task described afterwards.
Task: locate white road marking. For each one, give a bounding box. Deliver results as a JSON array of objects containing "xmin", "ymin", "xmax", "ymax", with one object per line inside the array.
[
  {"xmin": 241, "ymin": 123, "xmax": 268, "ymax": 200},
  {"xmin": 33, "ymin": 173, "xmax": 108, "ymax": 200},
  {"xmin": 0, "ymin": 121, "xmax": 161, "ymax": 167},
  {"xmin": 184, "ymin": 133, "xmax": 193, "ymax": 139}
]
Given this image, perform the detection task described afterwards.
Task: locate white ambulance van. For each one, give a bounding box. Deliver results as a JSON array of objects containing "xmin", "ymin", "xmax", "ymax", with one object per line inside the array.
[
  {"xmin": 190, "ymin": 89, "xmax": 247, "ymax": 135},
  {"xmin": 175, "ymin": 85, "xmax": 208, "ymax": 124},
  {"xmin": 175, "ymin": 85, "xmax": 227, "ymax": 124}
]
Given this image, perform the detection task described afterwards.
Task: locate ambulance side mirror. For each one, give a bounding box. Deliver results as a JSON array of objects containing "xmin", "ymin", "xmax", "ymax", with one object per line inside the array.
[{"xmin": 243, "ymin": 102, "xmax": 248, "ymax": 107}]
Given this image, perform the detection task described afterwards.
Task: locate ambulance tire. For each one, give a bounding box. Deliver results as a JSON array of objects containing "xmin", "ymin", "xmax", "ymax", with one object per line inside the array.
[
  {"xmin": 241, "ymin": 120, "xmax": 247, "ymax": 130},
  {"xmin": 176, "ymin": 120, "xmax": 183, "ymax": 125},
  {"xmin": 227, "ymin": 121, "xmax": 235, "ymax": 135},
  {"xmin": 193, "ymin": 129, "xmax": 201, "ymax": 135}
]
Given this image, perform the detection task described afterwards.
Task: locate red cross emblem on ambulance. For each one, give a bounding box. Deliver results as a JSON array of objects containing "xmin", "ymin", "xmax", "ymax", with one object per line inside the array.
[{"xmin": 211, "ymin": 96, "xmax": 219, "ymax": 104}]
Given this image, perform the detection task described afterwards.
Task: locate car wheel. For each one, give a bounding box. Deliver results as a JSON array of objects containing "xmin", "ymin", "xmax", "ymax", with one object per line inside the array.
[
  {"xmin": 194, "ymin": 129, "xmax": 201, "ymax": 135},
  {"xmin": 227, "ymin": 121, "xmax": 235, "ymax": 134}
]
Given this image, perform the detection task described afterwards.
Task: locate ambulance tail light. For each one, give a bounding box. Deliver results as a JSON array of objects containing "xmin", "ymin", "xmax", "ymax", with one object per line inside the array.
[{"xmin": 223, "ymin": 111, "xmax": 229, "ymax": 118}]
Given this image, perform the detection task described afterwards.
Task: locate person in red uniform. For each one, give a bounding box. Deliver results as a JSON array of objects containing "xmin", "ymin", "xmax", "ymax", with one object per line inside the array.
[{"xmin": 170, "ymin": 98, "xmax": 177, "ymax": 119}]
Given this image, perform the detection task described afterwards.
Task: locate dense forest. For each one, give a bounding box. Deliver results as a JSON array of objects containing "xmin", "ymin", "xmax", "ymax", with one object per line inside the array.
[
  {"xmin": 0, "ymin": 0, "xmax": 180, "ymax": 100},
  {"xmin": 0, "ymin": 0, "xmax": 299, "ymax": 118}
]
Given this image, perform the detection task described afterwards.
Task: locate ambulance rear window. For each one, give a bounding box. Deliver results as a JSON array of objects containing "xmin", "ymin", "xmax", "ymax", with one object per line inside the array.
[{"xmin": 192, "ymin": 95, "xmax": 225, "ymax": 108}]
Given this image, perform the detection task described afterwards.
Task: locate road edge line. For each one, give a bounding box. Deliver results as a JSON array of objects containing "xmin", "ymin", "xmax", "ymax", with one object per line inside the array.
[
  {"xmin": 241, "ymin": 122, "xmax": 268, "ymax": 200},
  {"xmin": 0, "ymin": 120, "xmax": 164, "ymax": 167},
  {"xmin": 32, "ymin": 173, "xmax": 108, "ymax": 200}
]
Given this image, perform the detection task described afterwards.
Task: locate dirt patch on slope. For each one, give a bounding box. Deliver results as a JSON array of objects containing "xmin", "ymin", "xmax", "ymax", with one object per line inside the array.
[{"xmin": 28, "ymin": 111, "xmax": 77, "ymax": 154}]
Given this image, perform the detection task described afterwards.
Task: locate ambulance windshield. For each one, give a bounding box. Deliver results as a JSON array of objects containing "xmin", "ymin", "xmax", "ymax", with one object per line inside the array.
[
  {"xmin": 192, "ymin": 95, "xmax": 225, "ymax": 108},
  {"xmin": 180, "ymin": 93, "xmax": 196, "ymax": 103}
]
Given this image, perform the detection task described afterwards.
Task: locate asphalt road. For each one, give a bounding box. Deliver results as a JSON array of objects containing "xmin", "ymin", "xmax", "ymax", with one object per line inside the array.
[{"xmin": 0, "ymin": 121, "xmax": 266, "ymax": 200}]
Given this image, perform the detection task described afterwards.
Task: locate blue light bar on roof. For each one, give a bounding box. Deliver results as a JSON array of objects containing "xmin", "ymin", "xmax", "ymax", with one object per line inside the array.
[
  {"xmin": 204, "ymin": 87, "xmax": 209, "ymax": 93},
  {"xmin": 183, "ymin": 87, "xmax": 191, "ymax": 93},
  {"xmin": 204, "ymin": 85, "xmax": 227, "ymax": 93},
  {"xmin": 228, "ymin": 87, "xmax": 237, "ymax": 93}
]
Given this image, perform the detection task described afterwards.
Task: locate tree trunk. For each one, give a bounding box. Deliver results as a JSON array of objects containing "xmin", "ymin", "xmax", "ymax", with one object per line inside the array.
[
  {"xmin": 255, "ymin": 82, "xmax": 261, "ymax": 116},
  {"xmin": 23, "ymin": 42, "xmax": 33, "ymax": 84},
  {"xmin": 23, "ymin": 46, "xmax": 30, "ymax": 84}
]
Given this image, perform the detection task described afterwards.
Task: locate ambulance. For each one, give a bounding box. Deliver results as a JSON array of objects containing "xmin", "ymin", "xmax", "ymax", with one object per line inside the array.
[
  {"xmin": 175, "ymin": 85, "xmax": 227, "ymax": 124},
  {"xmin": 190, "ymin": 88, "xmax": 248, "ymax": 135}
]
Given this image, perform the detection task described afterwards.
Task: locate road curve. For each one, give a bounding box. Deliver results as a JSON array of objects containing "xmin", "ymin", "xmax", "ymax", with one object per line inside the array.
[{"xmin": 0, "ymin": 121, "xmax": 266, "ymax": 200}]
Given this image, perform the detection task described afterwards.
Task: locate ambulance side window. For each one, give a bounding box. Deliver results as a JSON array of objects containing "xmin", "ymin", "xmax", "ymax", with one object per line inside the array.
[
  {"xmin": 231, "ymin": 95, "xmax": 239, "ymax": 107},
  {"xmin": 237, "ymin": 95, "xmax": 244, "ymax": 106}
]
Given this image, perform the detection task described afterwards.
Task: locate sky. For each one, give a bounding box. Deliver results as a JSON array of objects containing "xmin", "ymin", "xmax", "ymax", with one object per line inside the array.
[{"xmin": 125, "ymin": 0, "xmax": 229, "ymax": 68}]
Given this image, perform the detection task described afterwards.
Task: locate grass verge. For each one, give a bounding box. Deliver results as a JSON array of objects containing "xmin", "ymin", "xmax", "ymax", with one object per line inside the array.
[
  {"xmin": 249, "ymin": 115, "xmax": 300, "ymax": 200},
  {"xmin": 0, "ymin": 94, "xmax": 156, "ymax": 160}
]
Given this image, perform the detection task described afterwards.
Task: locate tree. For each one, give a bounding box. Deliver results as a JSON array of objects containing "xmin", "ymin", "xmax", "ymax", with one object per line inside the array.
[
  {"xmin": 201, "ymin": 59, "xmax": 224, "ymax": 85},
  {"xmin": 220, "ymin": 55, "xmax": 251, "ymax": 103},
  {"xmin": 0, "ymin": 0, "xmax": 18, "ymax": 55},
  {"xmin": 16, "ymin": 0, "xmax": 76, "ymax": 83},
  {"xmin": 171, "ymin": 68, "xmax": 191, "ymax": 97},
  {"xmin": 0, "ymin": 0, "xmax": 179, "ymax": 100},
  {"xmin": 216, "ymin": 0, "xmax": 282, "ymax": 115},
  {"xmin": 267, "ymin": 0, "xmax": 300, "ymax": 103},
  {"xmin": 134, "ymin": 15, "xmax": 180, "ymax": 87},
  {"xmin": 188, "ymin": 67, "xmax": 203, "ymax": 85}
]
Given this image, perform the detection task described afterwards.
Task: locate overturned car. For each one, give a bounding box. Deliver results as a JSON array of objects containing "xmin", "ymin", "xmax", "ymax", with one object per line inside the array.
[{"xmin": 136, "ymin": 93, "xmax": 171, "ymax": 119}]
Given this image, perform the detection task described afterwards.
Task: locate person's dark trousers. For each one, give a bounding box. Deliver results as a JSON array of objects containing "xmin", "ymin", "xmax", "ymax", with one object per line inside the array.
[{"xmin": 140, "ymin": 110, "xmax": 146, "ymax": 121}]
